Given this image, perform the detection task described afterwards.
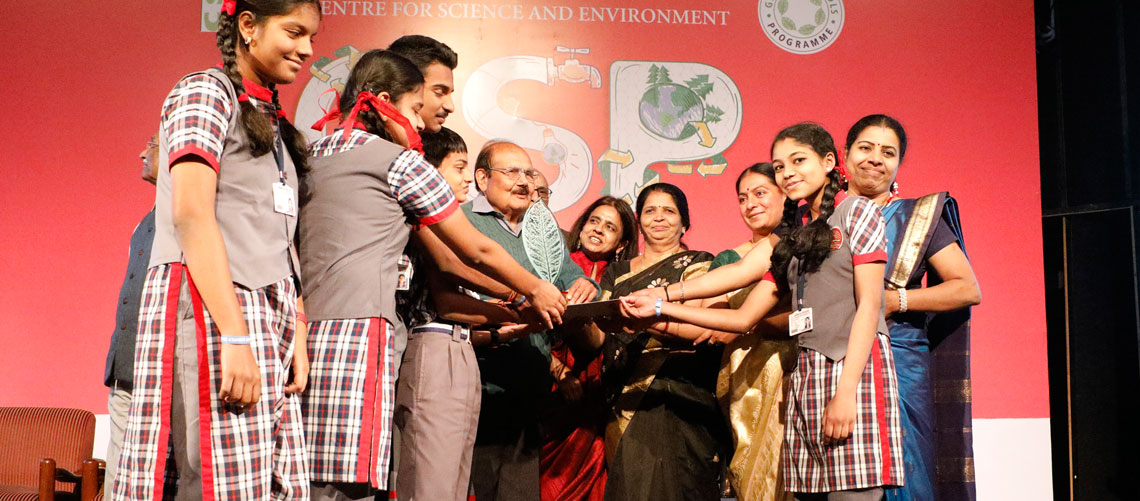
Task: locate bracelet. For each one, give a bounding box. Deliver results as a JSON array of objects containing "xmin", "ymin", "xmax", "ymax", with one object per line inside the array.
[
  {"xmin": 654, "ymin": 298, "xmax": 663, "ymax": 317},
  {"xmin": 297, "ymin": 311, "xmax": 307, "ymax": 324},
  {"xmin": 898, "ymin": 288, "xmax": 909, "ymax": 313},
  {"xmin": 512, "ymin": 294, "xmax": 527, "ymax": 307},
  {"xmin": 489, "ymin": 327, "xmax": 501, "ymax": 344},
  {"xmin": 664, "ymin": 285, "xmax": 671, "ymax": 302},
  {"xmin": 221, "ymin": 335, "xmax": 251, "ymax": 345},
  {"xmin": 506, "ymin": 290, "xmax": 518, "ymax": 304},
  {"xmin": 679, "ymin": 281, "xmax": 686, "ymax": 302}
]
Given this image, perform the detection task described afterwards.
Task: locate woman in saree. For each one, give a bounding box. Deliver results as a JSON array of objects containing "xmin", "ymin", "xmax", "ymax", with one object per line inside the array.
[
  {"xmin": 641, "ymin": 164, "xmax": 795, "ymax": 500},
  {"xmin": 843, "ymin": 114, "xmax": 981, "ymax": 501},
  {"xmin": 587, "ymin": 182, "xmax": 731, "ymax": 501},
  {"xmin": 540, "ymin": 196, "xmax": 638, "ymax": 501},
  {"xmin": 707, "ymin": 163, "xmax": 797, "ymax": 501}
]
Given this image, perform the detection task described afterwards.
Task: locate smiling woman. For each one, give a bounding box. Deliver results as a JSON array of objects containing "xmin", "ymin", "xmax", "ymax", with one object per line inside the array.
[{"xmin": 108, "ymin": 1, "xmax": 322, "ymax": 499}]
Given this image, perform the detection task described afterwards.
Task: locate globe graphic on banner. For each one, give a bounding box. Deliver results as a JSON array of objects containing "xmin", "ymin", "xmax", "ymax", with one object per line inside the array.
[{"xmin": 638, "ymin": 83, "xmax": 705, "ymax": 141}]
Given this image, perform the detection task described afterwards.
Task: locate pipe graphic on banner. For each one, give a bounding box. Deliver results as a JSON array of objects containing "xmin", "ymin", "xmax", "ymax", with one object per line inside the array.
[
  {"xmin": 462, "ymin": 49, "xmax": 602, "ymax": 212},
  {"xmin": 600, "ymin": 61, "xmax": 742, "ymax": 203},
  {"xmin": 296, "ymin": 45, "xmax": 363, "ymax": 142}
]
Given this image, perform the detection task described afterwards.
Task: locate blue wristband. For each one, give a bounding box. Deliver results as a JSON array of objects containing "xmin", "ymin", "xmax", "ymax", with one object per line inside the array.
[
  {"xmin": 220, "ymin": 335, "xmax": 252, "ymax": 345},
  {"xmin": 512, "ymin": 295, "xmax": 527, "ymax": 307},
  {"xmin": 654, "ymin": 298, "xmax": 663, "ymax": 317}
]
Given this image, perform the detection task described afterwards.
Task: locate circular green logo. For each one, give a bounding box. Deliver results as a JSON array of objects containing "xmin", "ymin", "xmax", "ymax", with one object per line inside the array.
[{"xmin": 759, "ymin": 0, "xmax": 845, "ymax": 54}]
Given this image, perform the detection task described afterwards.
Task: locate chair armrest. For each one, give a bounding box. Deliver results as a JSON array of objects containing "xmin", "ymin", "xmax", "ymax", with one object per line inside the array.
[
  {"xmin": 39, "ymin": 457, "xmax": 104, "ymax": 501},
  {"xmin": 81, "ymin": 459, "xmax": 106, "ymax": 501},
  {"xmin": 39, "ymin": 458, "xmax": 57, "ymax": 501}
]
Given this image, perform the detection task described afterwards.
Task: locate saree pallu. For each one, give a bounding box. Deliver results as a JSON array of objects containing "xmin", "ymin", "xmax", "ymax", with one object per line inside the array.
[
  {"xmin": 882, "ymin": 193, "xmax": 976, "ymax": 501},
  {"xmin": 598, "ymin": 250, "xmax": 731, "ymax": 501},
  {"xmin": 540, "ymin": 252, "xmax": 609, "ymax": 501},
  {"xmin": 711, "ymin": 250, "xmax": 797, "ymax": 501}
]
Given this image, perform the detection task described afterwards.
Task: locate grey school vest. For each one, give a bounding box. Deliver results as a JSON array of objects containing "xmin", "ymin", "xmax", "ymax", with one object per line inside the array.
[
  {"xmin": 150, "ymin": 68, "xmax": 300, "ymax": 290},
  {"xmin": 298, "ymin": 138, "xmax": 411, "ymax": 325},
  {"xmin": 789, "ymin": 196, "xmax": 890, "ymax": 361}
]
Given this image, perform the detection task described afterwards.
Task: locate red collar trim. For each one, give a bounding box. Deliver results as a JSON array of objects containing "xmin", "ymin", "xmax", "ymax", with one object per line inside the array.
[
  {"xmin": 801, "ymin": 190, "xmax": 849, "ymax": 224},
  {"xmin": 211, "ymin": 63, "xmax": 274, "ymax": 102},
  {"xmin": 241, "ymin": 77, "xmax": 274, "ymax": 102}
]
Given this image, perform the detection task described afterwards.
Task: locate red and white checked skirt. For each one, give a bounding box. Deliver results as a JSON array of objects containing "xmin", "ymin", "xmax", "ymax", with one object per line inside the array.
[
  {"xmin": 783, "ymin": 333, "xmax": 905, "ymax": 493},
  {"xmin": 111, "ymin": 263, "xmax": 309, "ymax": 500},
  {"xmin": 302, "ymin": 317, "xmax": 396, "ymax": 487}
]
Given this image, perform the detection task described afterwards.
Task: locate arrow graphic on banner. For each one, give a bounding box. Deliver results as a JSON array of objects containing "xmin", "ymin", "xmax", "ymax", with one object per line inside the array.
[
  {"xmin": 697, "ymin": 159, "xmax": 727, "ymax": 178},
  {"xmin": 693, "ymin": 122, "xmax": 716, "ymax": 148},
  {"xmin": 667, "ymin": 163, "xmax": 694, "ymax": 174},
  {"xmin": 599, "ymin": 148, "xmax": 634, "ymax": 167}
]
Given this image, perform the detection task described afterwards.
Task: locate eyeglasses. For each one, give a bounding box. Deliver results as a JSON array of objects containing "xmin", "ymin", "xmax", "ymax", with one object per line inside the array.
[
  {"xmin": 534, "ymin": 187, "xmax": 552, "ymax": 198},
  {"xmin": 488, "ymin": 166, "xmax": 539, "ymax": 181}
]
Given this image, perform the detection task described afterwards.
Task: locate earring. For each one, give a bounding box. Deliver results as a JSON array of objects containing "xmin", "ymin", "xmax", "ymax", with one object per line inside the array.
[{"xmin": 891, "ymin": 182, "xmax": 900, "ymax": 196}]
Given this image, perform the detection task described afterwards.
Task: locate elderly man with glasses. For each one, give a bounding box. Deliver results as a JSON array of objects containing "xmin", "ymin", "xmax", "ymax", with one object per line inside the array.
[{"xmin": 464, "ymin": 140, "xmax": 597, "ymax": 501}]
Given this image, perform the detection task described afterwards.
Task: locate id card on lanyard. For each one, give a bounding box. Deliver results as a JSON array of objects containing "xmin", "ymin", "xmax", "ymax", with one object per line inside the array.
[
  {"xmin": 270, "ymin": 127, "xmax": 296, "ymax": 217},
  {"xmin": 789, "ymin": 270, "xmax": 813, "ymax": 336}
]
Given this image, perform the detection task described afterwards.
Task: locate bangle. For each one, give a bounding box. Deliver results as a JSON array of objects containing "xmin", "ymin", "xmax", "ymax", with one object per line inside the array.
[
  {"xmin": 654, "ymin": 298, "xmax": 663, "ymax": 317},
  {"xmin": 679, "ymin": 281, "xmax": 686, "ymax": 302},
  {"xmin": 489, "ymin": 327, "xmax": 501, "ymax": 344},
  {"xmin": 221, "ymin": 335, "xmax": 251, "ymax": 345},
  {"xmin": 296, "ymin": 311, "xmax": 307, "ymax": 324},
  {"xmin": 898, "ymin": 288, "xmax": 908, "ymax": 313},
  {"xmin": 512, "ymin": 294, "xmax": 527, "ymax": 307},
  {"xmin": 664, "ymin": 285, "xmax": 671, "ymax": 302}
]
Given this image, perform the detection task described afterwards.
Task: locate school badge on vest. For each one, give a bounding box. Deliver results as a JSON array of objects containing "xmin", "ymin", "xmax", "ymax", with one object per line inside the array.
[
  {"xmin": 830, "ymin": 227, "xmax": 843, "ymax": 250},
  {"xmin": 521, "ymin": 201, "xmax": 566, "ymax": 283}
]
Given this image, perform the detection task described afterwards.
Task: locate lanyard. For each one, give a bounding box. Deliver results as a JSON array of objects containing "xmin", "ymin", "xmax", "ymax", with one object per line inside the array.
[
  {"xmin": 270, "ymin": 121, "xmax": 286, "ymax": 184},
  {"xmin": 796, "ymin": 267, "xmax": 807, "ymax": 311}
]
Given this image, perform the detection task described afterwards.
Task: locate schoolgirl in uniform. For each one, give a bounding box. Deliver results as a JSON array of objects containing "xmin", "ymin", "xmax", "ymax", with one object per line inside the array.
[
  {"xmin": 111, "ymin": 1, "xmax": 319, "ymax": 499},
  {"xmin": 621, "ymin": 123, "xmax": 904, "ymax": 500},
  {"xmin": 299, "ymin": 49, "xmax": 565, "ymax": 498}
]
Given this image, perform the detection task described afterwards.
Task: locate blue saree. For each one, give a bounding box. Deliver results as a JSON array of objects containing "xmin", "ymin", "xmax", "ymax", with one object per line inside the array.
[{"xmin": 881, "ymin": 193, "xmax": 976, "ymax": 501}]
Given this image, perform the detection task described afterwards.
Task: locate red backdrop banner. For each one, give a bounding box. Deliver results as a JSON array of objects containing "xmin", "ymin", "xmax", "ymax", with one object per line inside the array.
[{"xmin": 0, "ymin": 0, "xmax": 1044, "ymax": 422}]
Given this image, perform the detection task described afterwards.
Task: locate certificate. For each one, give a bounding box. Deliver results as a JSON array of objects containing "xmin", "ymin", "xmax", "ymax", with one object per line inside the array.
[{"xmin": 563, "ymin": 299, "xmax": 623, "ymax": 321}]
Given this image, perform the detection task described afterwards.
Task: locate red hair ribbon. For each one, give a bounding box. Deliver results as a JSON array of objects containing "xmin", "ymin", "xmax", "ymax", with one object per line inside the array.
[
  {"xmin": 835, "ymin": 162, "xmax": 849, "ymax": 182},
  {"xmin": 318, "ymin": 90, "xmax": 422, "ymax": 153},
  {"xmin": 221, "ymin": 0, "xmax": 237, "ymax": 16},
  {"xmin": 310, "ymin": 88, "xmax": 343, "ymax": 131}
]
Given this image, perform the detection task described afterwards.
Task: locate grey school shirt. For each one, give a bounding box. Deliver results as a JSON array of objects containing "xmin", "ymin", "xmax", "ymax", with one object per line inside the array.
[
  {"xmin": 298, "ymin": 138, "xmax": 411, "ymax": 324},
  {"xmin": 788, "ymin": 195, "xmax": 890, "ymax": 361},
  {"xmin": 149, "ymin": 68, "xmax": 300, "ymax": 289}
]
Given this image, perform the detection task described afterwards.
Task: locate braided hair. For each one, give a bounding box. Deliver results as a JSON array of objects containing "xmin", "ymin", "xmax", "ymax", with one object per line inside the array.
[
  {"xmin": 337, "ymin": 49, "xmax": 425, "ymax": 143},
  {"xmin": 215, "ymin": 0, "xmax": 318, "ymax": 173},
  {"xmin": 769, "ymin": 122, "xmax": 845, "ymax": 289}
]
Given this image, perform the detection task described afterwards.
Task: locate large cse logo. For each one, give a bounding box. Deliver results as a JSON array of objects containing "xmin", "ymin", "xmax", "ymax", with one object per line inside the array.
[{"xmin": 759, "ymin": 0, "xmax": 845, "ymax": 54}]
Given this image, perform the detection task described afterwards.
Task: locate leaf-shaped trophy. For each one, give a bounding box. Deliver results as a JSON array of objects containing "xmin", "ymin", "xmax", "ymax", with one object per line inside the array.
[{"xmin": 521, "ymin": 201, "xmax": 565, "ymax": 283}]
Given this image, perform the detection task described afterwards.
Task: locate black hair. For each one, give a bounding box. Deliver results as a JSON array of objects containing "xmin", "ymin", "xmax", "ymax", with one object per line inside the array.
[
  {"xmin": 736, "ymin": 162, "xmax": 793, "ymax": 236},
  {"xmin": 216, "ymin": 0, "xmax": 319, "ymax": 173},
  {"xmin": 845, "ymin": 114, "xmax": 908, "ymax": 163},
  {"xmin": 338, "ymin": 49, "xmax": 424, "ymax": 143},
  {"xmin": 768, "ymin": 123, "xmax": 845, "ymax": 288},
  {"xmin": 421, "ymin": 126, "xmax": 467, "ymax": 167},
  {"xmin": 566, "ymin": 196, "xmax": 640, "ymax": 262},
  {"xmin": 635, "ymin": 182, "xmax": 691, "ymax": 248},
  {"xmin": 387, "ymin": 35, "xmax": 459, "ymax": 71},
  {"xmin": 735, "ymin": 162, "xmax": 776, "ymax": 193}
]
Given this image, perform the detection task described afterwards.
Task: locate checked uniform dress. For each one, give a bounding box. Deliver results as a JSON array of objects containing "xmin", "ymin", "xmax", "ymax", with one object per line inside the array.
[
  {"xmin": 111, "ymin": 68, "xmax": 309, "ymax": 500},
  {"xmin": 299, "ymin": 127, "xmax": 458, "ymax": 488},
  {"xmin": 764, "ymin": 193, "xmax": 905, "ymax": 494}
]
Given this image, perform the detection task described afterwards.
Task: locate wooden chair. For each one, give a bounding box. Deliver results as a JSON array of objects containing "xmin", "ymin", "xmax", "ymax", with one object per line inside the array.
[{"xmin": 0, "ymin": 407, "xmax": 104, "ymax": 501}]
